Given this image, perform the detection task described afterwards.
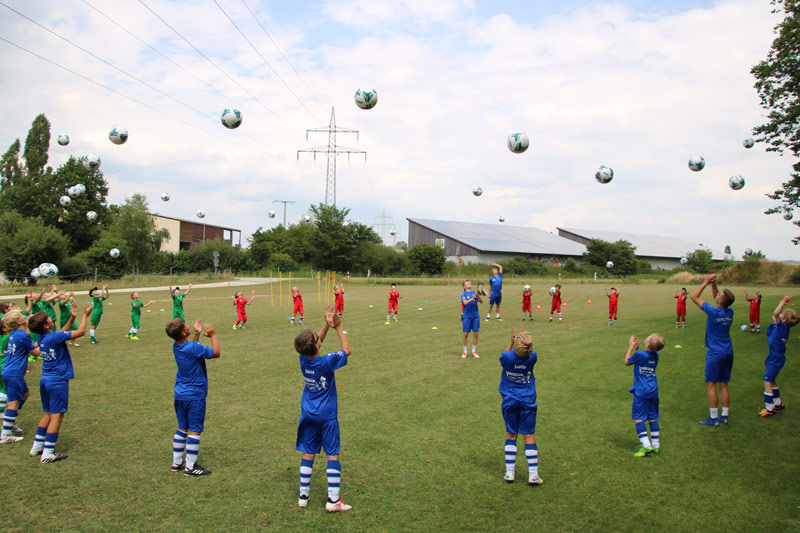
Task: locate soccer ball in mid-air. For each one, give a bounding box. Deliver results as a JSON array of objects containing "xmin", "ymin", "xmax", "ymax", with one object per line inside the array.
[
  {"xmin": 59, "ymin": 195, "xmax": 71, "ymax": 207},
  {"xmin": 82, "ymin": 153, "xmax": 101, "ymax": 170},
  {"xmin": 303, "ymin": 215, "xmax": 312, "ymax": 222},
  {"xmin": 498, "ymin": 216, "xmax": 505, "ymax": 222},
  {"xmin": 354, "ymin": 88, "xmax": 378, "ymax": 110},
  {"xmin": 86, "ymin": 211, "xmax": 97, "ymax": 221},
  {"xmin": 69, "ymin": 183, "xmax": 85, "ymax": 196},
  {"xmin": 390, "ymin": 230, "xmax": 397, "ymax": 236},
  {"xmin": 31, "ymin": 268, "xmax": 41, "ymax": 279},
  {"xmin": 507, "ymin": 132, "xmax": 529, "ymax": 154},
  {"xmin": 220, "ymin": 109, "xmax": 242, "ymax": 129},
  {"xmin": 38, "ymin": 263, "xmax": 58, "ymax": 277},
  {"xmin": 268, "ymin": 210, "xmax": 276, "ymax": 219},
  {"xmin": 524, "ymin": 285, "xmax": 531, "ymax": 292},
  {"xmin": 688, "ymin": 155, "xmax": 705, "ymax": 172},
  {"xmin": 472, "ymin": 186, "xmax": 483, "ymax": 197},
  {"xmin": 109, "ymin": 248, "xmax": 120, "ymax": 258},
  {"xmin": 606, "ymin": 261, "xmax": 614, "ymax": 268},
  {"xmin": 743, "ymin": 138, "xmax": 754, "ymax": 149},
  {"xmin": 549, "ymin": 286, "xmax": 557, "ymax": 295},
  {"xmin": 109, "ymin": 126, "xmax": 128, "ymax": 145},
  {"xmin": 729, "ymin": 175, "xmax": 745, "ymax": 190},
  {"xmin": 57, "ymin": 134, "xmax": 69, "ymax": 146},
  {"xmin": 680, "ymin": 257, "xmax": 688, "ymax": 265},
  {"xmin": 745, "ymin": 248, "xmax": 753, "ymax": 256},
  {"xmin": 784, "ymin": 212, "xmax": 794, "ymax": 221},
  {"xmin": 595, "ymin": 165, "xmax": 614, "ymax": 184},
  {"xmin": 161, "ymin": 193, "xmax": 170, "ymax": 202},
  {"xmin": 196, "ymin": 210, "xmax": 206, "ymax": 219}
]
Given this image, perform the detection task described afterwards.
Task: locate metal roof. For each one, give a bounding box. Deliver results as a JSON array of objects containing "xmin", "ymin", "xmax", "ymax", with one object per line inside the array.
[
  {"xmin": 408, "ymin": 218, "xmax": 587, "ymax": 256},
  {"xmin": 557, "ymin": 227, "xmax": 726, "ymax": 260}
]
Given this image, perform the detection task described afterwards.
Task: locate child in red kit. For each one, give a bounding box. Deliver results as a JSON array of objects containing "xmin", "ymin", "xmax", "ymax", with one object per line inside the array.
[
  {"xmin": 292, "ymin": 287, "xmax": 304, "ymax": 326},
  {"xmin": 607, "ymin": 286, "xmax": 620, "ymax": 326},
  {"xmin": 522, "ymin": 285, "xmax": 533, "ymax": 321},
  {"xmin": 674, "ymin": 288, "xmax": 688, "ymax": 328},
  {"xmin": 745, "ymin": 290, "xmax": 762, "ymax": 333},
  {"xmin": 233, "ymin": 290, "xmax": 254, "ymax": 330}
]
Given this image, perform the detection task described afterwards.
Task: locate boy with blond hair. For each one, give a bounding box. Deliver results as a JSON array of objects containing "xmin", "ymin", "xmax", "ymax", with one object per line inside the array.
[
  {"xmin": 758, "ymin": 295, "xmax": 798, "ymax": 417},
  {"xmin": 625, "ymin": 333, "xmax": 665, "ymax": 457},
  {"xmin": 232, "ymin": 290, "xmax": 254, "ymax": 330},
  {"xmin": 128, "ymin": 292, "xmax": 156, "ymax": 340},
  {"xmin": 0, "ymin": 309, "xmax": 41, "ymax": 443},
  {"xmin": 461, "ymin": 280, "xmax": 483, "ymax": 358},
  {"xmin": 333, "ymin": 284, "xmax": 345, "ymax": 318},
  {"xmin": 291, "ymin": 287, "xmax": 304, "ymax": 326}
]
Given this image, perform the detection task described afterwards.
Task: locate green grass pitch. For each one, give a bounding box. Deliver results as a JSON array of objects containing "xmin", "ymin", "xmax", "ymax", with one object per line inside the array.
[{"xmin": 2, "ymin": 280, "xmax": 798, "ymax": 531}]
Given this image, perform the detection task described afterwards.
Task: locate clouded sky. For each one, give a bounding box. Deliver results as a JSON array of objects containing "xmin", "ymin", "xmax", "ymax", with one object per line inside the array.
[{"xmin": 1, "ymin": 0, "xmax": 797, "ymax": 260}]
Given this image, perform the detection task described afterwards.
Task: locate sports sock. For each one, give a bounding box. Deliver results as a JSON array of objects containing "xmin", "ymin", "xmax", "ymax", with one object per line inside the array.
[
  {"xmin": 750, "ymin": 324, "xmax": 754, "ymax": 331},
  {"xmin": 504, "ymin": 439, "xmax": 517, "ymax": 475},
  {"xmin": 89, "ymin": 329, "xmax": 95, "ymax": 338},
  {"xmin": 300, "ymin": 458, "xmax": 313, "ymax": 497},
  {"xmin": 2, "ymin": 408, "xmax": 18, "ymax": 439},
  {"xmin": 132, "ymin": 328, "xmax": 138, "ymax": 335},
  {"xmin": 635, "ymin": 421, "xmax": 651, "ymax": 447},
  {"xmin": 773, "ymin": 387, "xmax": 782, "ymax": 406},
  {"xmin": 486, "ymin": 313, "xmax": 490, "ymax": 319},
  {"xmin": 558, "ymin": 312, "xmax": 562, "ymax": 321},
  {"xmin": 756, "ymin": 325, "xmax": 761, "ymax": 333},
  {"xmin": 676, "ymin": 320, "xmax": 679, "ymax": 327},
  {"xmin": 128, "ymin": 328, "xmax": 135, "ymax": 334},
  {"xmin": 649, "ymin": 421, "xmax": 660, "ymax": 449},
  {"xmin": 472, "ymin": 345, "xmax": 477, "ymax": 353},
  {"xmin": 387, "ymin": 314, "xmax": 390, "ymax": 320},
  {"xmin": 173, "ymin": 430, "xmax": 187, "ymax": 465},
  {"xmin": 721, "ymin": 407, "xmax": 729, "ymax": 417},
  {"xmin": 30, "ymin": 426, "xmax": 46, "ymax": 454},
  {"xmin": 710, "ymin": 408, "xmax": 719, "ymax": 419},
  {"xmin": 185, "ymin": 435, "xmax": 201, "ymax": 469},
  {"xmin": 327, "ymin": 459, "xmax": 341, "ymax": 502},
  {"xmin": 290, "ymin": 317, "xmax": 294, "ymax": 325},
  {"xmin": 42, "ymin": 432, "xmax": 59, "ymax": 459},
  {"xmin": 496, "ymin": 313, "xmax": 500, "ymax": 318},
  {"xmin": 549, "ymin": 314, "xmax": 553, "ymax": 321},
  {"xmin": 764, "ymin": 392, "xmax": 774, "ymax": 410},
  {"xmin": 462, "ymin": 345, "xmax": 467, "ymax": 354},
  {"xmin": 525, "ymin": 443, "xmax": 538, "ymax": 477},
  {"xmin": 299, "ymin": 315, "xmax": 303, "ymax": 325}
]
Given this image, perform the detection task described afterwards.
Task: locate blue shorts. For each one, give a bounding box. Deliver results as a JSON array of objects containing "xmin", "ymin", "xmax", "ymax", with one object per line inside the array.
[
  {"xmin": 489, "ymin": 293, "xmax": 502, "ymax": 306},
  {"xmin": 462, "ymin": 316, "xmax": 480, "ymax": 333},
  {"xmin": 764, "ymin": 356, "xmax": 786, "ymax": 382},
  {"xmin": 296, "ymin": 415, "xmax": 340, "ymax": 455},
  {"xmin": 40, "ymin": 379, "xmax": 69, "ymax": 414},
  {"xmin": 705, "ymin": 351, "xmax": 733, "ymax": 383},
  {"xmin": 501, "ymin": 398, "xmax": 537, "ymax": 434},
  {"xmin": 174, "ymin": 399, "xmax": 206, "ymax": 433},
  {"xmin": 631, "ymin": 396, "xmax": 660, "ymax": 421},
  {"xmin": 3, "ymin": 376, "xmax": 28, "ymax": 403}
]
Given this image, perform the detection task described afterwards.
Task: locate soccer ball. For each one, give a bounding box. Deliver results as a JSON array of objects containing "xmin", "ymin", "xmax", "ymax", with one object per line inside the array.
[
  {"xmin": 68, "ymin": 186, "xmax": 77, "ymax": 197},
  {"xmin": 524, "ymin": 285, "xmax": 531, "ymax": 291},
  {"xmin": 354, "ymin": 88, "xmax": 378, "ymax": 110},
  {"xmin": 688, "ymin": 155, "xmax": 705, "ymax": 172},
  {"xmin": 745, "ymin": 248, "xmax": 753, "ymax": 256},
  {"xmin": 82, "ymin": 153, "xmax": 101, "ymax": 170},
  {"xmin": 196, "ymin": 210, "xmax": 206, "ymax": 219},
  {"xmin": 507, "ymin": 132, "xmax": 530, "ymax": 154},
  {"xmin": 390, "ymin": 230, "xmax": 397, "ymax": 236},
  {"xmin": 740, "ymin": 324, "xmax": 749, "ymax": 332},
  {"xmin": 161, "ymin": 193, "xmax": 170, "ymax": 202},
  {"xmin": 743, "ymin": 138, "xmax": 754, "ymax": 149},
  {"xmin": 38, "ymin": 263, "xmax": 58, "ymax": 277},
  {"xmin": 549, "ymin": 286, "xmax": 556, "ymax": 295},
  {"xmin": 606, "ymin": 261, "xmax": 614, "ymax": 268},
  {"xmin": 220, "ymin": 109, "xmax": 242, "ymax": 129},
  {"xmin": 303, "ymin": 215, "xmax": 312, "ymax": 222},
  {"xmin": 784, "ymin": 212, "xmax": 794, "ymax": 221},
  {"xmin": 86, "ymin": 211, "xmax": 97, "ymax": 221},
  {"xmin": 498, "ymin": 216, "xmax": 505, "ymax": 223},
  {"xmin": 76, "ymin": 183, "xmax": 86, "ymax": 194},
  {"xmin": 729, "ymin": 175, "xmax": 745, "ymax": 190},
  {"xmin": 472, "ymin": 186, "xmax": 483, "ymax": 197},
  {"xmin": 59, "ymin": 195, "xmax": 71, "ymax": 207},
  {"xmin": 57, "ymin": 134, "xmax": 69, "ymax": 146},
  {"xmin": 109, "ymin": 248, "xmax": 120, "ymax": 258},
  {"xmin": 69, "ymin": 183, "xmax": 85, "ymax": 197},
  {"xmin": 268, "ymin": 210, "xmax": 276, "ymax": 219},
  {"xmin": 680, "ymin": 257, "xmax": 688, "ymax": 265},
  {"xmin": 109, "ymin": 126, "xmax": 128, "ymax": 145},
  {"xmin": 30, "ymin": 268, "xmax": 41, "ymax": 279},
  {"xmin": 595, "ymin": 165, "xmax": 614, "ymax": 184}
]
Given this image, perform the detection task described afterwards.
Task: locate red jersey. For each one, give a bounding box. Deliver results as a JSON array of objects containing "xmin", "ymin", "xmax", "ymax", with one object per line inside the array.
[
  {"xmin": 293, "ymin": 292, "xmax": 303, "ymax": 307},
  {"xmin": 523, "ymin": 290, "xmax": 532, "ymax": 305},
  {"xmin": 388, "ymin": 290, "xmax": 400, "ymax": 304},
  {"xmin": 334, "ymin": 290, "xmax": 344, "ymax": 307},
  {"xmin": 234, "ymin": 296, "xmax": 248, "ymax": 312},
  {"xmin": 675, "ymin": 294, "xmax": 687, "ymax": 308},
  {"xmin": 608, "ymin": 293, "xmax": 619, "ymax": 306},
  {"xmin": 747, "ymin": 298, "xmax": 760, "ymax": 312},
  {"xmin": 551, "ymin": 290, "xmax": 561, "ymax": 305}
]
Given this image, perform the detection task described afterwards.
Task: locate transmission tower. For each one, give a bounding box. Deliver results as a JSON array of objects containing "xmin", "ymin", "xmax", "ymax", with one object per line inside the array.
[
  {"xmin": 297, "ymin": 107, "xmax": 366, "ymax": 206},
  {"xmin": 374, "ymin": 209, "xmax": 394, "ymax": 245}
]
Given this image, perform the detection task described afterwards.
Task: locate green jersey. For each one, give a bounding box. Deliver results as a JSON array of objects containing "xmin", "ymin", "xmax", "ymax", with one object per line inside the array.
[
  {"xmin": 92, "ymin": 295, "xmax": 106, "ymax": 314},
  {"xmin": 131, "ymin": 300, "xmax": 143, "ymax": 317},
  {"xmin": 42, "ymin": 299, "xmax": 57, "ymax": 320},
  {"xmin": 172, "ymin": 294, "xmax": 186, "ymax": 318},
  {"xmin": 58, "ymin": 301, "xmax": 77, "ymax": 330}
]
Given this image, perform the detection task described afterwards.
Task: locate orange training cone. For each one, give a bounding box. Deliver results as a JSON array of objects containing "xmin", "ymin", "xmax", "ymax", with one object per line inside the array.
[
  {"xmin": 588, "ymin": 298, "xmax": 592, "ymax": 305},
  {"xmin": 536, "ymin": 302, "xmax": 541, "ymax": 311},
  {"xmin": 563, "ymin": 301, "xmax": 567, "ymax": 308}
]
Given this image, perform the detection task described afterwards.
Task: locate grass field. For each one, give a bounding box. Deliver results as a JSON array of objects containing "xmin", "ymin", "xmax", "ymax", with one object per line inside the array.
[{"xmin": 2, "ymin": 279, "xmax": 799, "ymax": 532}]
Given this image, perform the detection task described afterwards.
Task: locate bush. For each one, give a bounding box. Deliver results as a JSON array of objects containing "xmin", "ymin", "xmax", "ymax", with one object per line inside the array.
[
  {"xmin": 58, "ymin": 256, "xmax": 90, "ymax": 280},
  {"xmin": 268, "ymin": 252, "xmax": 297, "ymax": 272},
  {"xmin": 564, "ymin": 258, "xmax": 580, "ymax": 273},
  {"xmin": 407, "ymin": 243, "xmax": 445, "ymax": 275}
]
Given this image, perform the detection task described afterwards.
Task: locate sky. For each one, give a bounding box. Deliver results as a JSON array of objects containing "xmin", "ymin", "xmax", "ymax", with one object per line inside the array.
[{"xmin": 1, "ymin": 0, "xmax": 798, "ymax": 261}]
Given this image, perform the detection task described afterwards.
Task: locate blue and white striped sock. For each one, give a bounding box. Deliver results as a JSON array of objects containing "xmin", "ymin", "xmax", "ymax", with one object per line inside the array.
[
  {"xmin": 525, "ymin": 443, "xmax": 538, "ymax": 477},
  {"xmin": 327, "ymin": 459, "xmax": 341, "ymax": 502},
  {"xmin": 773, "ymin": 387, "xmax": 782, "ymax": 406},
  {"xmin": 635, "ymin": 421, "xmax": 651, "ymax": 447},
  {"xmin": 185, "ymin": 435, "xmax": 201, "ymax": 469},
  {"xmin": 300, "ymin": 458, "xmax": 313, "ymax": 497},
  {"xmin": 42, "ymin": 432, "xmax": 59, "ymax": 459},
  {"xmin": 173, "ymin": 430, "xmax": 187, "ymax": 465},
  {"xmin": 2, "ymin": 409, "xmax": 18, "ymax": 439},
  {"xmin": 30, "ymin": 426, "xmax": 47, "ymax": 454},
  {"xmin": 504, "ymin": 439, "xmax": 517, "ymax": 475},
  {"xmin": 649, "ymin": 421, "xmax": 660, "ymax": 449},
  {"xmin": 764, "ymin": 392, "xmax": 774, "ymax": 410}
]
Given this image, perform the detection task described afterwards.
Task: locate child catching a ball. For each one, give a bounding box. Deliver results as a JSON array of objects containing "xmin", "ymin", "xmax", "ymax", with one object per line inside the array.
[
  {"xmin": 461, "ymin": 280, "xmax": 483, "ymax": 358},
  {"xmin": 607, "ymin": 286, "xmax": 620, "ymax": 326},
  {"xmin": 291, "ymin": 287, "xmax": 304, "ymax": 326},
  {"xmin": 128, "ymin": 293, "xmax": 155, "ymax": 340},
  {"xmin": 170, "ymin": 284, "xmax": 192, "ymax": 320},
  {"xmin": 386, "ymin": 283, "xmax": 401, "ymax": 324},
  {"xmin": 333, "ymin": 284, "xmax": 345, "ymax": 319},
  {"xmin": 625, "ymin": 333, "xmax": 665, "ymax": 457},
  {"xmin": 522, "ymin": 285, "xmax": 533, "ymax": 321},
  {"xmin": 58, "ymin": 292, "xmax": 80, "ymax": 346},
  {"xmin": 233, "ymin": 291, "xmax": 255, "ymax": 329},
  {"xmin": 758, "ymin": 295, "xmax": 798, "ymax": 417},
  {"xmin": 674, "ymin": 288, "xmax": 688, "ymax": 328},
  {"xmin": 549, "ymin": 285, "xmax": 562, "ymax": 323},
  {"xmin": 89, "ymin": 284, "xmax": 109, "ymax": 344},
  {"xmin": 0, "ymin": 309, "xmax": 41, "ymax": 444},
  {"xmin": 745, "ymin": 290, "xmax": 762, "ymax": 333}
]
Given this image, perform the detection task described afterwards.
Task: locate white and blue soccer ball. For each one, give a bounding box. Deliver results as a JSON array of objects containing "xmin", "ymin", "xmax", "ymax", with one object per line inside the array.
[
  {"xmin": 196, "ymin": 210, "xmax": 206, "ymax": 219},
  {"xmin": 784, "ymin": 212, "xmax": 794, "ymax": 221},
  {"xmin": 507, "ymin": 132, "xmax": 530, "ymax": 154},
  {"xmin": 472, "ymin": 186, "xmax": 483, "ymax": 197},
  {"xmin": 740, "ymin": 324, "xmax": 749, "ymax": 332},
  {"xmin": 30, "ymin": 268, "xmax": 41, "ymax": 279},
  {"xmin": 38, "ymin": 263, "xmax": 58, "ymax": 277},
  {"xmin": 86, "ymin": 211, "xmax": 97, "ymax": 221},
  {"xmin": 59, "ymin": 195, "xmax": 71, "ymax": 207},
  {"xmin": 606, "ymin": 261, "xmax": 614, "ymax": 268},
  {"xmin": 109, "ymin": 126, "xmax": 128, "ymax": 145},
  {"xmin": 354, "ymin": 88, "xmax": 378, "ymax": 110},
  {"xmin": 220, "ymin": 108, "xmax": 242, "ymax": 129},
  {"xmin": 524, "ymin": 284, "xmax": 531, "ymax": 291},
  {"xmin": 268, "ymin": 210, "xmax": 276, "ymax": 219},
  {"xmin": 161, "ymin": 192, "xmax": 170, "ymax": 202},
  {"xmin": 76, "ymin": 183, "xmax": 86, "ymax": 194},
  {"xmin": 595, "ymin": 165, "xmax": 614, "ymax": 184},
  {"xmin": 109, "ymin": 248, "xmax": 120, "ymax": 258},
  {"xmin": 390, "ymin": 229, "xmax": 397, "ymax": 236},
  {"xmin": 743, "ymin": 138, "xmax": 755, "ymax": 149},
  {"xmin": 303, "ymin": 215, "xmax": 312, "ymax": 222},
  {"xmin": 549, "ymin": 286, "xmax": 557, "ymax": 295},
  {"xmin": 729, "ymin": 175, "xmax": 745, "ymax": 190},
  {"xmin": 498, "ymin": 216, "xmax": 506, "ymax": 223},
  {"xmin": 82, "ymin": 153, "xmax": 101, "ymax": 171},
  {"xmin": 680, "ymin": 257, "xmax": 688, "ymax": 265},
  {"xmin": 57, "ymin": 134, "xmax": 69, "ymax": 146},
  {"xmin": 688, "ymin": 155, "xmax": 705, "ymax": 172}
]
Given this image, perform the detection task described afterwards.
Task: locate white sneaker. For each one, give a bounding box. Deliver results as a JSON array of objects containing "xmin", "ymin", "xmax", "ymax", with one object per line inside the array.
[
  {"xmin": 326, "ymin": 499, "xmax": 352, "ymax": 512},
  {"xmin": 504, "ymin": 471, "xmax": 515, "ymax": 483},
  {"xmin": 472, "ymin": 352, "xmax": 480, "ymax": 358},
  {"xmin": 528, "ymin": 474, "xmax": 544, "ymax": 485},
  {"xmin": 29, "ymin": 447, "xmax": 43, "ymax": 457},
  {"xmin": 461, "ymin": 351, "xmax": 467, "ymax": 358},
  {"xmin": 0, "ymin": 435, "xmax": 23, "ymax": 444},
  {"xmin": 12, "ymin": 424, "xmax": 23, "ymax": 434},
  {"xmin": 298, "ymin": 494, "xmax": 309, "ymax": 508}
]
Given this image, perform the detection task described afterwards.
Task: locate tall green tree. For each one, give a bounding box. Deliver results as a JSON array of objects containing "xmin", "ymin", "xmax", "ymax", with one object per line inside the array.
[
  {"xmin": 582, "ymin": 239, "xmax": 638, "ymax": 276},
  {"xmin": 751, "ymin": 0, "xmax": 800, "ymax": 242},
  {"xmin": 0, "ymin": 211, "xmax": 70, "ymax": 280},
  {"xmin": 309, "ymin": 203, "xmax": 380, "ymax": 271},
  {"xmin": 407, "ymin": 243, "xmax": 446, "ymax": 275},
  {"xmin": 23, "ymin": 113, "xmax": 51, "ymax": 179},
  {"xmin": 113, "ymin": 194, "xmax": 169, "ymax": 278}
]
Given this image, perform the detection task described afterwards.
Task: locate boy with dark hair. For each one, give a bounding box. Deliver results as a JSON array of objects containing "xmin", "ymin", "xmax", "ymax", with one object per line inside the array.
[
  {"xmin": 295, "ymin": 307, "xmax": 352, "ymax": 512},
  {"xmin": 606, "ymin": 286, "xmax": 620, "ymax": 326},
  {"xmin": 759, "ymin": 295, "xmax": 798, "ymax": 417},
  {"xmin": 549, "ymin": 285, "xmax": 562, "ymax": 323},
  {"xmin": 58, "ymin": 292, "xmax": 80, "ymax": 346},
  {"xmin": 386, "ymin": 283, "xmax": 401, "ymax": 324},
  {"xmin": 674, "ymin": 288, "xmax": 688, "ymax": 328},
  {"xmin": 690, "ymin": 272, "xmax": 735, "ymax": 426},
  {"xmin": 89, "ymin": 284, "xmax": 109, "ymax": 344},
  {"xmin": 486, "ymin": 263, "xmax": 504, "ymax": 321},
  {"xmin": 625, "ymin": 333, "xmax": 665, "ymax": 457},
  {"xmin": 166, "ymin": 316, "xmax": 220, "ymax": 476},
  {"xmin": 0, "ymin": 309, "xmax": 41, "ymax": 443},
  {"xmin": 461, "ymin": 280, "xmax": 483, "ymax": 358},
  {"xmin": 27, "ymin": 303, "xmax": 92, "ymax": 462},
  {"xmin": 128, "ymin": 292, "xmax": 156, "ymax": 340},
  {"xmin": 169, "ymin": 283, "xmax": 192, "ymax": 320},
  {"xmin": 522, "ymin": 285, "xmax": 533, "ymax": 322},
  {"xmin": 745, "ymin": 290, "xmax": 762, "ymax": 333}
]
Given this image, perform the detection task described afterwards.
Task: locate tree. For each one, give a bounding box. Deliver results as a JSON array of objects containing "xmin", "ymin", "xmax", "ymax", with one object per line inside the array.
[
  {"xmin": 407, "ymin": 243, "xmax": 446, "ymax": 275},
  {"xmin": 23, "ymin": 114, "xmax": 51, "ymax": 179},
  {"xmin": 113, "ymin": 194, "xmax": 169, "ymax": 278},
  {"xmin": 582, "ymin": 239, "xmax": 638, "ymax": 276},
  {"xmin": 751, "ymin": 0, "xmax": 800, "ymax": 242},
  {"xmin": 309, "ymin": 203, "xmax": 380, "ymax": 271},
  {"xmin": 685, "ymin": 248, "xmax": 713, "ymax": 273},
  {"xmin": 0, "ymin": 211, "xmax": 70, "ymax": 280}
]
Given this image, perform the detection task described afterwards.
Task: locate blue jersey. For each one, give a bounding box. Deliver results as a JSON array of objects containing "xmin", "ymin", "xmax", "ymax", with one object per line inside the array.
[
  {"xmin": 489, "ymin": 273, "xmax": 503, "ymax": 294},
  {"xmin": 1, "ymin": 329, "xmax": 36, "ymax": 378},
  {"xmin": 462, "ymin": 291, "xmax": 479, "ymax": 318},
  {"xmin": 499, "ymin": 349, "xmax": 537, "ymax": 404},
  {"xmin": 767, "ymin": 321, "xmax": 789, "ymax": 360},
  {"xmin": 173, "ymin": 341, "xmax": 215, "ymax": 401},
  {"xmin": 701, "ymin": 302, "xmax": 733, "ymax": 355},
  {"xmin": 299, "ymin": 349, "xmax": 348, "ymax": 420},
  {"xmin": 628, "ymin": 350, "xmax": 658, "ymax": 399},
  {"xmin": 39, "ymin": 331, "xmax": 74, "ymax": 381}
]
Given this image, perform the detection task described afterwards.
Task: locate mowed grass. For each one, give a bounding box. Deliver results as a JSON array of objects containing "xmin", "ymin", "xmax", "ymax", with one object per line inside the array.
[{"xmin": 2, "ymin": 280, "xmax": 799, "ymax": 532}]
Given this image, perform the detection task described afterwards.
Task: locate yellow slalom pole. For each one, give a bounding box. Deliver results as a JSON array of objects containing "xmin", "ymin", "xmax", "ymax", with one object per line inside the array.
[
  {"xmin": 317, "ymin": 270, "xmax": 321, "ymax": 305},
  {"xmin": 279, "ymin": 271, "xmax": 283, "ymax": 307},
  {"xmin": 270, "ymin": 271, "xmax": 273, "ymax": 307},
  {"xmin": 289, "ymin": 271, "xmax": 292, "ymax": 307},
  {"xmin": 325, "ymin": 271, "xmax": 330, "ymax": 307}
]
